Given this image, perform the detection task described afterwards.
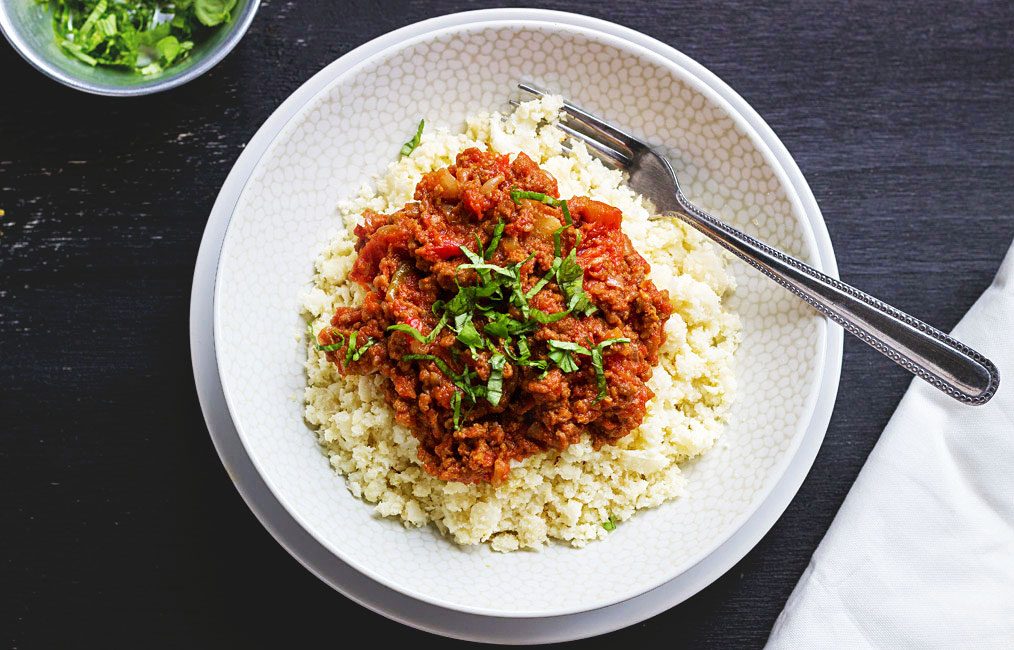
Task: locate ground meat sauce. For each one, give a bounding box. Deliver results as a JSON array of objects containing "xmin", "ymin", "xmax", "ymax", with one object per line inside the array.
[{"xmin": 318, "ymin": 148, "xmax": 672, "ymax": 484}]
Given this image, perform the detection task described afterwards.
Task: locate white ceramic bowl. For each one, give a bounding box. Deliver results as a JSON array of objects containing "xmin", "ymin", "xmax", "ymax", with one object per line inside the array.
[{"xmin": 212, "ymin": 14, "xmax": 838, "ymax": 619}]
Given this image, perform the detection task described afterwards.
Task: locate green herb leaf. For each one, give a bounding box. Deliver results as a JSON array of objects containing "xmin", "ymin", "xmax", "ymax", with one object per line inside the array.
[
  {"xmin": 45, "ymin": 0, "xmax": 211, "ymax": 73},
  {"xmin": 455, "ymin": 318, "xmax": 484, "ymax": 351},
  {"xmin": 344, "ymin": 331, "xmax": 377, "ymax": 364},
  {"xmin": 351, "ymin": 338, "xmax": 376, "ymax": 361},
  {"xmin": 525, "ymin": 262, "xmax": 558, "ymax": 300},
  {"xmin": 509, "ymin": 187, "xmax": 593, "ymax": 313},
  {"xmin": 194, "ymin": 0, "xmax": 237, "ymax": 27},
  {"xmin": 591, "ymin": 338, "xmax": 630, "ymax": 401},
  {"xmin": 547, "ymin": 340, "xmax": 591, "ymax": 373},
  {"xmin": 484, "ymin": 312, "xmax": 534, "ymax": 339},
  {"xmin": 528, "ymin": 308, "xmax": 571, "ymax": 324},
  {"xmin": 509, "ymin": 188, "xmax": 572, "ymax": 224},
  {"xmin": 451, "ymin": 390, "xmax": 463, "ymax": 430},
  {"xmin": 78, "ymin": 0, "xmax": 107, "ymax": 37},
  {"xmin": 308, "ymin": 324, "xmax": 345, "ymax": 352},
  {"xmin": 485, "ymin": 220, "xmax": 505, "ymax": 260},
  {"xmin": 556, "ymin": 248, "xmax": 596, "ymax": 316},
  {"xmin": 458, "ymin": 243, "xmax": 485, "ymax": 265},
  {"xmin": 96, "ymin": 13, "xmax": 117, "ymax": 38},
  {"xmin": 509, "ymin": 189, "xmax": 554, "ymax": 205},
  {"xmin": 345, "ymin": 331, "xmax": 359, "ymax": 364},
  {"xmin": 402, "ymin": 353, "xmax": 455, "ymax": 380},
  {"xmin": 486, "ymin": 353, "xmax": 506, "ymax": 406},
  {"xmin": 458, "ymin": 262, "xmax": 515, "ymax": 278},
  {"xmin": 399, "ymin": 119, "xmax": 425, "ymax": 158},
  {"xmin": 156, "ymin": 35, "xmax": 181, "ymax": 65},
  {"xmin": 602, "ymin": 515, "xmax": 617, "ymax": 531},
  {"xmin": 386, "ymin": 313, "xmax": 447, "ymax": 344},
  {"xmin": 559, "ymin": 200, "xmax": 573, "ymax": 226},
  {"xmin": 59, "ymin": 39, "xmax": 98, "ymax": 65}
]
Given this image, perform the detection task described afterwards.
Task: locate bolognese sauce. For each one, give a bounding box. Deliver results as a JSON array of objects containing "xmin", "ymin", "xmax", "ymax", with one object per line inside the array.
[{"xmin": 314, "ymin": 148, "xmax": 672, "ymax": 484}]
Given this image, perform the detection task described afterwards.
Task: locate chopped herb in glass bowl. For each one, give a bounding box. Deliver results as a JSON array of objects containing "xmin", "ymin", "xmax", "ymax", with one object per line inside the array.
[{"xmin": 42, "ymin": 0, "xmax": 239, "ymax": 75}]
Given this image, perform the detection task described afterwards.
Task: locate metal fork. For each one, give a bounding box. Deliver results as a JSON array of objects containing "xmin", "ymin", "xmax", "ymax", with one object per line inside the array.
[{"xmin": 516, "ymin": 82, "xmax": 999, "ymax": 405}]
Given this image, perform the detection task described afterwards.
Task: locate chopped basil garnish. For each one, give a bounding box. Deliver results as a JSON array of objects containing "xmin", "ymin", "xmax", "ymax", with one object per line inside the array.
[
  {"xmin": 484, "ymin": 312, "xmax": 534, "ymax": 338},
  {"xmin": 345, "ymin": 331, "xmax": 377, "ymax": 364},
  {"xmin": 455, "ymin": 317, "xmax": 484, "ymax": 352},
  {"xmin": 486, "ymin": 353, "xmax": 506, "ymax": 406},
  {"xmin": 556, "ymin": 244, "xmax": 596, "ymax": 316},
  {"xmin": 458, "ymin": 261, "xmax": 515, "ymax": 277},
  {"xmin": 383, "ymin": 186, "xmax": 626, "ymax": 426},
  {"xmin": 403, "ymin": 353, "xmax": 488, "ymax": 410},
  {"xmin": 387, "ymin": 313, "xmax": 447, "ymax": 343},
  {"xmin": 403, "ymin": 353, "xmax": 454, "ymax": 377},
  {"xmin": 591, "ymin": 338, "xmax": 630, "ymax": 401},
  {"xmin": 527, "ymin": 308, "xmax": 571, "ymax": 324},
  {"xmin": 451, "ymin": 390, "xmax": 463, "ymax": 430},
  {"xmin": 399, "ymin": 119, "xmax": 425, "ymax": 158},
  {"xmin": 510, "ymin": 188, "xmax": 574, "ymax": 226},
  {"xmin": 485, "ymin": 221, "xmax": 505, "ymax": 260},
  {"xmin": 546, "ymin": 337, "xmax": 630, "ymax": 400},
  {"xmin": 510, "ymin": 187, "xmax": 594, "ymax": 316},
  {"xmin": 547, "ymin": 340, "xmax": 590, "ymax": 373},
  {"xmin": 308, "ymin": 323, "xmax": 345, "ymax": 352}
]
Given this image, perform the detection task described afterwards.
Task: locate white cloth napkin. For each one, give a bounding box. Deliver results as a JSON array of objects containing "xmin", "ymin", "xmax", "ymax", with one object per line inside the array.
[{"xmin": 767, "ymin": 242, "xmax": 1014, "ymax": 649}]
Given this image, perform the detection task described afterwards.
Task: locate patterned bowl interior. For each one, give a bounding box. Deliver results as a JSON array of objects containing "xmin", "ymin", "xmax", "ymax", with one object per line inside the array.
[{"xmin": 214, "ymin": 22, "xmax": 826, "ymax": 617}]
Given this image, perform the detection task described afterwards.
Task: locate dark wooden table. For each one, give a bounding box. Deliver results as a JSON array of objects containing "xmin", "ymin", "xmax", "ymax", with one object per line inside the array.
[{"xmin": 3, "ymin": 1, "xmax": 1011, "ymax": 647}]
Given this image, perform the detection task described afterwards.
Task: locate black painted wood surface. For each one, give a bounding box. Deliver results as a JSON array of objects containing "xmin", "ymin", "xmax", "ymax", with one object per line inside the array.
[{"xmin": 3, "ymin": 1, "xmax": 1012, "ymax": 647}]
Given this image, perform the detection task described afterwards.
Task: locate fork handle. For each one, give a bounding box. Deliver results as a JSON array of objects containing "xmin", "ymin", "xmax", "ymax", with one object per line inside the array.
[{"xmin": 662, "ymin": 200, "xmax": 1000, "ymax": 405}]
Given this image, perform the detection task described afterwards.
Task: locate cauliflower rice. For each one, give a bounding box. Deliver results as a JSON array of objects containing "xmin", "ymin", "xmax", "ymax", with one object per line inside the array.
[{"xmin": 302, "ymin": 97, "xmax": 741, "ymax": 552}]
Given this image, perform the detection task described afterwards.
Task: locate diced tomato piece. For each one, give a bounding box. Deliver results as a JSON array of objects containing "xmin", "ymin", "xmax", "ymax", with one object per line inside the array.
[
  {"xmin": 574, "ymin": 198, "xmax": 622, "ymax": 229},
  {"xmin": 349, "ymin": 225, "xmax": 408, "ymax": 283},
  {"xmin": 462, "ymin": 188, "xmax": 493, "ymax": 218},
  {"xmin": 417, "ymin": 240, "xmax": 464, "ymax": 261}
]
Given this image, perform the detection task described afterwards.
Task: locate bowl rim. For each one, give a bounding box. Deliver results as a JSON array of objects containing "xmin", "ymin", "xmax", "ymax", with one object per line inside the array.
[
  {"xmin": 209, "ymin": 11, "xmax": 841, "ymax": 619},
  {"xmin": 190, "ymin": 11, "xmax": 842, "ymax": 638},
  {"xmin": 0, "ymin": 0, "xmax": 260, "ymax": 97}
]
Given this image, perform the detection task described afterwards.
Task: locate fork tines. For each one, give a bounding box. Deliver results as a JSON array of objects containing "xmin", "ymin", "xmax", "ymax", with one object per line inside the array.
[{"xmin": 516, "ymin": 82, "xmax": 641, "ymax": 170}]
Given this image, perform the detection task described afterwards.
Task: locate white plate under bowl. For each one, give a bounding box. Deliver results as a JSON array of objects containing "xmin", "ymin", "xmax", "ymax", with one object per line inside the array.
[{"xmin": 209, "ymin": 10, "xmax": 840, "ymax": 620}]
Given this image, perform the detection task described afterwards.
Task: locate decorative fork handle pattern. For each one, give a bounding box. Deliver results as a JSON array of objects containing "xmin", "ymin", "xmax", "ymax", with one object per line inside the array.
[{"xmin": 662, "ymin": 193, "xmax": 1000, "ymax": 405}]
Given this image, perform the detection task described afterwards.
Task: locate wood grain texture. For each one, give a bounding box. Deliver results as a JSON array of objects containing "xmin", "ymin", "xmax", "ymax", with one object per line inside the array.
[{"xmin": 2, "ymin": 1, "xmax": 1012, "ymax": 647}]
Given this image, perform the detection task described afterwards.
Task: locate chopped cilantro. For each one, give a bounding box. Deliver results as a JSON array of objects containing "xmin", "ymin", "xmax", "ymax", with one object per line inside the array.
[{"xmin": 400, "ymin": 119, "xmax": 425, "ymax": 158}]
